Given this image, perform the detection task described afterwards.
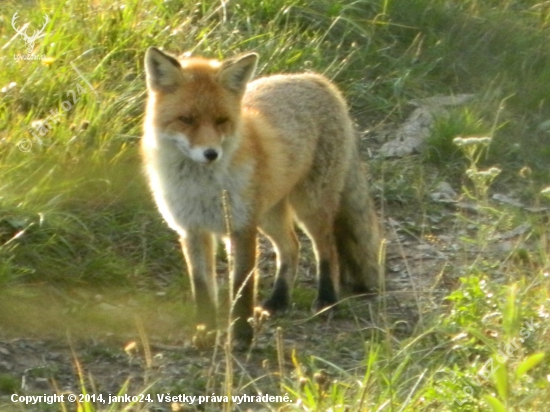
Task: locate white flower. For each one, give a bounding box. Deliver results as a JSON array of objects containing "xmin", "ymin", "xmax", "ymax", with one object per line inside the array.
[{"xmin": 453, "ymin": 136, "xmax": 492, "ymax": 147}]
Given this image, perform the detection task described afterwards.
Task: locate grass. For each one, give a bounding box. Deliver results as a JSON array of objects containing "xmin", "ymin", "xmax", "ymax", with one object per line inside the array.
[{"xmin": 1, "ymin": 0, "xmax": 550, "ymax": 410}]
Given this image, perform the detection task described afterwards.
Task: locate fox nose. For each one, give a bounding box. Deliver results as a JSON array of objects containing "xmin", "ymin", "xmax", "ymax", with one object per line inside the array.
[{"xmin": 203, "ymin": 148, "xmax": 219, "ymax": 162}]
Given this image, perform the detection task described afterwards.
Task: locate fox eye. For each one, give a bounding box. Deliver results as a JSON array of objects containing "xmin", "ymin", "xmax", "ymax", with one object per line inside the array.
[
  {"xmin": 179, "ymin": 115, "xmax": 195, "ymax": 125},
  {"xmin": 215, "ymin": 117, "xmax": 229, "ymax": 126}
]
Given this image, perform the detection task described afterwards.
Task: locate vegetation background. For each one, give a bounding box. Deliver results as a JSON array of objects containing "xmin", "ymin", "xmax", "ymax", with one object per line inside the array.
[{"xmin": 0, "ymin": 0, "xmax": 549, "ymax": 410}]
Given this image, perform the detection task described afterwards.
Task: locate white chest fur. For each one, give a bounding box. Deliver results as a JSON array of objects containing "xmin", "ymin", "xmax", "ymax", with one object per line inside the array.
[{"xmin": 144, "ymin": 138, "xmax": 254, "ymax": 236}]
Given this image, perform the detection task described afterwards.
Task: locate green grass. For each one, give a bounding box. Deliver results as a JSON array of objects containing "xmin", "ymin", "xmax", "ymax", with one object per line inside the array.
[{"xmin": 1, "ymin": 0, "xmax": 550, "ymax": 410}]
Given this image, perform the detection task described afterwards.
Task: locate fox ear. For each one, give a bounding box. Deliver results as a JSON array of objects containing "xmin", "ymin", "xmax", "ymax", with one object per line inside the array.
[
  {"xmin": 145, "ymin": 47, "xmax": 182, "ymax": 92},
  {"xmin": 218, "ymin": 53, "xmax": 258, "ymax": 94}
]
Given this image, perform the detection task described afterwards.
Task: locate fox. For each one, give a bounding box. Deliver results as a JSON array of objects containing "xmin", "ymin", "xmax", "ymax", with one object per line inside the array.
[{"xmin": 142, "ymin": 47, "xmax": 381, "ymax": 347}]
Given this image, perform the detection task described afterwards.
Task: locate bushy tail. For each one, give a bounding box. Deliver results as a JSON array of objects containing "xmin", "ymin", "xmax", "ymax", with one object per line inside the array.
[{"xmin": 334, "ymin": 151, "xmax": 382, "ymax": 293}]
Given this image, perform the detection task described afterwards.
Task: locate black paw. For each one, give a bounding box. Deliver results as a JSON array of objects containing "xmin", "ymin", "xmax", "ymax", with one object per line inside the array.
[
  {"xmin": 316, "ymin": 260, "xmax": 338, "ymax": 313},
  {"xmin": 261, "ymin": 295, "xmax": 289, "ymax": 314},
  {"xmin": 233, "ymin": 320, "xmax": 253, "ymax": 351},
  {"xmin": 262, "ymin": 278, "xmax": 290, "ymax": 314}
]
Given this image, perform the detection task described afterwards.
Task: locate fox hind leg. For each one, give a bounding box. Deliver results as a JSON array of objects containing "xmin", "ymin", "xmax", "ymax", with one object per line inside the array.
[
  {"xmin": 230, "ymin": 227, "xmax": 258, "ymax": 348},
  {"xmin": 294, "ymin": 208, "xmax": 340, "ymax": 312},
  {"xmin": 260, "ymin": 200, "xmax": 300, "ymax": 314}
]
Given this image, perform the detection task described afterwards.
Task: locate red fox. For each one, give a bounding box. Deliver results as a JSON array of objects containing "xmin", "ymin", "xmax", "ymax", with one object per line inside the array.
[{"xmin": 142, "ymin": 47, "xmax": 381, "ymax": 346}]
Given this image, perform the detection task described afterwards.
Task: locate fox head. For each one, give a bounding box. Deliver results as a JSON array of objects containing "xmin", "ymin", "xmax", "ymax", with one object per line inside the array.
[{"xmin": 144, "ymin": 47, "xmax": 258, "ymax": 164}]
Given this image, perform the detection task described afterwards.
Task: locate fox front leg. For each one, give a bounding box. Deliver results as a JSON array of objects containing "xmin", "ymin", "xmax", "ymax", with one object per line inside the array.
[
  {"xmin": 230, "ymin": 227, "xmax": 258, "ymax": 348},
  {"xmin": 180, "ymin": 232, "xmax": 218, "ymax": 330}
]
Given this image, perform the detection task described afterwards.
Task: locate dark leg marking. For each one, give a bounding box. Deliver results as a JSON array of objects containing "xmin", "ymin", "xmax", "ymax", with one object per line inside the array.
[
  {"xmin": 262, "ymin": 264, "xmax": 290, "ymax": 314},
  {"xmin": 314, "ymin": 260, "xmax": 338, "ymax": 311}
]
